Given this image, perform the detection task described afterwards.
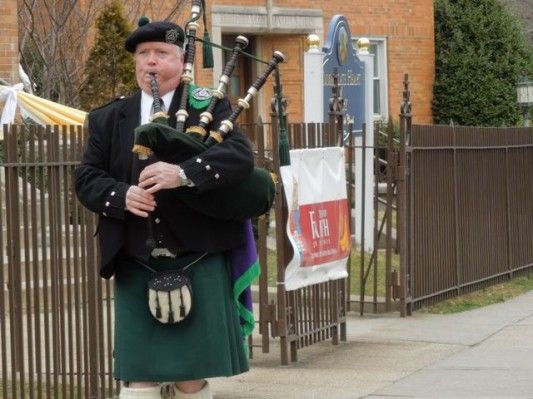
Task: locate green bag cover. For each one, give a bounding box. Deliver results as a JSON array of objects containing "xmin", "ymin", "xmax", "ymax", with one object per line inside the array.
[
  {"xmin": 133, "ymin": 122, "xmax": 275, "ymax": 220},
  {"xmin": 175, "ymin": 167, "xmax": 275, "ymax": 220},
  {"xmin": 134, "ymin": 121, "xmax": 207, "ymax": 161}
]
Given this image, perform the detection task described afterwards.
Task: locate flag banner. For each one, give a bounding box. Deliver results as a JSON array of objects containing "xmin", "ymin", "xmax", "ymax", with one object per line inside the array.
[{"xmin": 280, "ymin": 147, "xmax": 351, "ymax": 291}]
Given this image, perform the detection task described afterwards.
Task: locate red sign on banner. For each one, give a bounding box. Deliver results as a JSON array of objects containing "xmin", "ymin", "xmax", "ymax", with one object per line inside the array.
[{"xmin": 289, "ymin": 199, "xmax": 351, "ymax": 267}]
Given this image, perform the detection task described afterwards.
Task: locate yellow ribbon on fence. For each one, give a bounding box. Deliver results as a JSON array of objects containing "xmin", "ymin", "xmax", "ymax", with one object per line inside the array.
[
  {"xmin": 17, "ymin": 91, "xmax": 87, "ymax": 125},
  {"xmin": 1, "ymin": 84, "xmax": 87, "ymax": 132}
]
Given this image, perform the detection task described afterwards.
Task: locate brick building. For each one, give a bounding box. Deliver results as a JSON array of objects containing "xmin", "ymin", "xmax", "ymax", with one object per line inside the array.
[
  {"xmin": 5, "ymin": 0, "xmax": 435, "ymax": 124},
  {"xmin": 189, "ymin": 0, "xmax": 435, "ymax": 123},
  {"xmin": 0, "ymin": 0, "xmax": 19, "ymax": 87},
  {"xmin": 195, "ymin": 0, "xmax": 436, "ymax": 124}
]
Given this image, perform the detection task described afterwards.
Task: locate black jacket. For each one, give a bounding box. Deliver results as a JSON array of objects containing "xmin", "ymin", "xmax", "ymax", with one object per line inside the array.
[{"xmin": 75, "ymin": 86, "xmax": 254, "ymax": 278}]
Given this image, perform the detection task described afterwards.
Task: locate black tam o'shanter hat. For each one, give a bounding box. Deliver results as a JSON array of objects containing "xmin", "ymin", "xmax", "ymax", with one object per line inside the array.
[{"xmin": 125, "ymin": 17, "xmax": 185, "ymax": 53}]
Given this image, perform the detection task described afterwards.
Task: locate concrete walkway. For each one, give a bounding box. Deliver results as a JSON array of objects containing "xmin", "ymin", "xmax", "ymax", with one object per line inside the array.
[{"xmin": 211, "ymin": 290, "xmax": 533, "ymax": 398}]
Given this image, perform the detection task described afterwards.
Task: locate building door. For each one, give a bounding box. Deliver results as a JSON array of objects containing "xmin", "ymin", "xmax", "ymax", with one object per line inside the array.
[{"xmin": 221, "ymin": 34, "xmax": 256, "ymax": 126}]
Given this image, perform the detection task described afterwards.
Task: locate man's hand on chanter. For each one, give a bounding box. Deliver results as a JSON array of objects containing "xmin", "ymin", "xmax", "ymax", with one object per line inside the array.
[
  {"xmin": 125, "ymin": 185, "xmax": 156, "ymax": 218},
  {"xmin": 138, "ymin": 161, "xmax": 182, "ymax": 194}
]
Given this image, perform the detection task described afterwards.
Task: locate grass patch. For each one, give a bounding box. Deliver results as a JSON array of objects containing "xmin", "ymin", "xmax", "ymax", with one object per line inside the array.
[
  {"xmin": 348, "ymin": 248, "xmax": 399, "ymax": 297},
  {"xmin": 377, "ymin": 210, "xmax": 397, "ymax": 229},
  {"xmin": 264, "ymin": 248, "xmax": 279, "ymax": 287},
  {"xmin": 263, "ymin": 247, "xmax": 398, "ymax": 298},
  {"xmin": 420, "ymin": 275, "xmax": 533, "ymax": 314}
]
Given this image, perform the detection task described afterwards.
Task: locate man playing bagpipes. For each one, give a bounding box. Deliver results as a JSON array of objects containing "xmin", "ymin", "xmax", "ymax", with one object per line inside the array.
[{"xmin": 75, "ymin": 9, "xmax": 282, "ymax": 398}]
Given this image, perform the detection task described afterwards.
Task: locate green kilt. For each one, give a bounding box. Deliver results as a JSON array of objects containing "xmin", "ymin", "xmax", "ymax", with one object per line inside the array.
[{"xmin": 113, "ymin": 252, "xmax": 249, "ymax": 382}]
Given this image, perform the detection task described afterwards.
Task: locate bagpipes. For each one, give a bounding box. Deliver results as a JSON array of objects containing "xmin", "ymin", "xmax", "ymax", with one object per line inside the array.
[{"xmin": 132, "ymin": 0, "xmax": 284, "ymax": 229}]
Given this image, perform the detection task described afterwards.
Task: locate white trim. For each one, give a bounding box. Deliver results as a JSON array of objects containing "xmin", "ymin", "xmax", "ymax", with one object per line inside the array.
[
  {"xmin": 211, "ymin": 5, "xmax": 323, "ymax": 34},
  {"xmin": 353, "ymin": 36, "xmax": 388, "ymax": 121}
]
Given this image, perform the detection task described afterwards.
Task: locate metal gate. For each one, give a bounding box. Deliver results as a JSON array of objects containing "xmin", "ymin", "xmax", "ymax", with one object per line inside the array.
[{"xmin": 249, "ymin": 74, "xmax": 350, "ymax": 364}]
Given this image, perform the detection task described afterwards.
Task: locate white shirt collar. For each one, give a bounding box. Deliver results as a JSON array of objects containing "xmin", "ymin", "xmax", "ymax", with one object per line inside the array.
[{"xmin": 140, "ymin": 89, "xmax": 175, "ymax": 125}]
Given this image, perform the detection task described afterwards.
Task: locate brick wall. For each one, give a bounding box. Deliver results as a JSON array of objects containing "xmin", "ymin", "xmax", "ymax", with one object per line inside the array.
[
  {"xmin": 342, "ymin": 0, "xmax": 434, "ymax": 124},
  {"xmin": 0, "ymin": 0, "xmax": 19, "ymax": 86},
  {"xmin": 261, "ymin": 35, "xmax": 307, "ymax": 123}
]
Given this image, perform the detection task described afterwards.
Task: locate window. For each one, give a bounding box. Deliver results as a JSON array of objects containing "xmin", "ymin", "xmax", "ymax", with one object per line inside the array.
[{"xmin": 353, "ymin": 37, "xmax": 388, "ymax": 120}]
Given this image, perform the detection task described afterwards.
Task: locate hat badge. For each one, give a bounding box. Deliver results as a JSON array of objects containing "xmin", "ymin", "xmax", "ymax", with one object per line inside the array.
[{"xmin": 166, "ymin": 29, "xmax": 179, "ymax": 44}]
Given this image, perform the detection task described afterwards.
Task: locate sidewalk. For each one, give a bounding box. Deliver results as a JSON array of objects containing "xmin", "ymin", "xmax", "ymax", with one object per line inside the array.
[{"xmin": 211, "ymin": 291, "xmax": 533, "ymax": 398}]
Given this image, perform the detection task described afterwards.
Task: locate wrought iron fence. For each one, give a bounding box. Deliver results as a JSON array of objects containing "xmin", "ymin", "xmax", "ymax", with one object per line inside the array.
[
  {"xmin": 5, "ymin": 86, "xmax": 531, "ymax": 397},
  {"xmin": 403, "ymin": 124, "xmax": 533, "ymax": 310},
  {"xmin": 0, "ymin": 116, "xmax": 352, "ymax": 396},
  {"xmin": 1, "ymin": 123, "xmax": 113, "ymax": 399}
]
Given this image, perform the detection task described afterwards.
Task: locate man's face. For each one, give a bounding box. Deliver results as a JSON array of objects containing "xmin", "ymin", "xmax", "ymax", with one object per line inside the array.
[{"xmin": 135, "ymin": 41, "xmax": 184, "ymax": 96}]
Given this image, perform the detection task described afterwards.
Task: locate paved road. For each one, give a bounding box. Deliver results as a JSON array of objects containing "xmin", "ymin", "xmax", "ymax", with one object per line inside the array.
[{"xmin": 211, "ymin": 290, "xmax": 533, "ymax": 398}]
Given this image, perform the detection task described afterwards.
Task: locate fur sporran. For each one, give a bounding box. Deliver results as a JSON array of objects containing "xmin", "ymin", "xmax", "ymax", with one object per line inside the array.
[
  {"xmin": 134, "ymin": 253, "xmax": 207, "ymax": 324},
  {"xmin": 148, "ymin": 270, "xmax": 192, "ymax": 324}
]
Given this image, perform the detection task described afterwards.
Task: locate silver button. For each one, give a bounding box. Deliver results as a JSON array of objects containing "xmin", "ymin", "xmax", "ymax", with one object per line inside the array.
[
  {"xmin": 196, "ymin": 158, "xmax": 202, "ymax": 163},
  {"xmin": 155, "ymin": 218, "xmax": 160, "ymax": 224},
  {"xmin": 110, "ymin": 191, "xmax": 116, "ymax": 196},
  {"xmin": 102, "ymin": 212, "xmax": 107, "ymax": 217},
  {"xmin": 105, "ymin": 201, "xmax": 110, "ymax": 207},
  {"xmin": 214, "ymin": 173, "xmax": 220, "ymax": 179},
  {"xmin": 205, "ymin": 165, "xmax": 211, "ymax": 171}
]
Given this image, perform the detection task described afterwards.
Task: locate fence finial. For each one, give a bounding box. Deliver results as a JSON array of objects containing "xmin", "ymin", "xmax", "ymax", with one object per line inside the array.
[
  {"xmin": 328, "ymin": 68, "xmax": 346, "ymax": 145},
  {"xmin": 400, "ymin": 73, "xmax": 412, "ymax": 117}
]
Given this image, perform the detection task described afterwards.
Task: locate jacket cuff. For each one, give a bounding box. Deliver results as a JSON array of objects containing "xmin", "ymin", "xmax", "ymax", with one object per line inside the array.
[
  {"xmin": 180, "ymin": 156, "xmax": 225, "ymax": 190},
  {"xmin": 101, "ymin": 182, "xmax": 129, "ymax": 220}
]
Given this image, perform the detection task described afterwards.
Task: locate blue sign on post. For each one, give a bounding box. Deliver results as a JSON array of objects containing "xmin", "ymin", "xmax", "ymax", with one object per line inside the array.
[{"xmin": 323, "ymin": 15, "xmax": 365, "ymax": 138}]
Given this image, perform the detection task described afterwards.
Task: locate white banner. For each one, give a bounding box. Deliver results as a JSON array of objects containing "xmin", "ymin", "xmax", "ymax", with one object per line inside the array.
[{"xmin": 280, "ymin": 147, "xmax": 351, "ymax": 291}]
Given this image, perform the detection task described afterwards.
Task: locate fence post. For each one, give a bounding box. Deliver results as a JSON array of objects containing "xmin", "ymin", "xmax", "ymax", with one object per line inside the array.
[
  {"xmin": 255, "ymin": 119, "xmax": 271, "ymax": 354},
  {"xmin": 359, "ymin": 124, "xmax": 367, "ymax": 315},
  {"xmin": 327, "ymin": 68, "xmax": 344, "ymax": 342},
  {"xmin": 385, "ymin": 120, "xmax": 395, "ymax": 311},
  {"xmin": 270, "ymin": 78, "xmax": 293, "ymax": 364},
  {"xmin": 398, "ymin": 74, "xmax": 412, "ymax": 316},
  {"xmin": 342, "ymin": 123, "xmax": 354, "ymax": 336},
  {"xmin": 5, "ymin": 124, "xmax": 24, "ymax": 397},
  {"xmin": 346, "ymin": 127, "xmax": 354, "ymax": 314},
  {"xmin": 451, "ymin": 124, "xmax": 462, "ymax": 295},
  {"xmin": 84, "ymin": 209, "xmax": 100, "ymax": 398}
]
